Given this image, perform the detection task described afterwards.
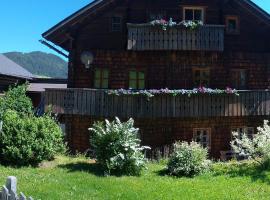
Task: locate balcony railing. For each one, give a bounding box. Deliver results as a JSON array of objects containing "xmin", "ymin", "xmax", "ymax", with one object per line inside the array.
[
  {"xmin": 45, "ymin": 89, "xmax": 270, "ymax": 118},
  {"xmin": 127, "ymin": 23, "xmax": 224, "ymax": 51}
]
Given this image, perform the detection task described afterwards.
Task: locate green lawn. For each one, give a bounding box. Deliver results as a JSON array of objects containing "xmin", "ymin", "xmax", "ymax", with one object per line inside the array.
[{"xmin": 0, "ymin": 156, "xmax": 270, "ymax": 200}]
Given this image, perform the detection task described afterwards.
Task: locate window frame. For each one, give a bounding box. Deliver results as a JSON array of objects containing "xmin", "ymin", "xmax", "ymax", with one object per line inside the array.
[
  {"xmin": 193, "ymin": 128, "xmax": 211, "ymax": 150},
  {"xmin": 128, "ymin": 69, "xmax": 146, "ymax": 90},
  {"xmin": 183, "ymin": 7, "xmax": 205, "ymax": 22},
  {"xmin": 94, "ymin": 68, "xmax": 110, "ymax": 89},
  {"xmin": 192, "ymin": 67, "xmax": 210, "ymax": 87},
  {"xmin": 225, "ymin": 15, "xmax": 240, "ymax": 34},
  {"xmin": 111, "ymin": 16, "xmax": 122, "ymax": 32}
]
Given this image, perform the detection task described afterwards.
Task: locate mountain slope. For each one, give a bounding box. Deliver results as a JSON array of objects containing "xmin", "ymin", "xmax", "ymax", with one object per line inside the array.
[{"xmin": 4, "ymin": 51, "xmax": 68, "ymax": 78}]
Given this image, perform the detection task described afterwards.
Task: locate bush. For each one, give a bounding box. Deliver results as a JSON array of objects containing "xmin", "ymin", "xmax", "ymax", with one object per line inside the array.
[
  {"xmin": 167, "ymin": 141, "xmax": 211, "ymax": 177},
  {"xmin": 212, "ymin": 159, "xmax": 258, "ymax": 176},
  {"xmin": 0, "ymin": 83, "xmax": 66, "ymax": 166},
  {"xmin": 0, "ymin": 84, "xmax": 33, "ymax": 116},
  {"xmin": 231, "ymin": 120, "xmax": 270, "ymax": 167},
  {"xmin": 89, "ymin": 117, "xmax": 150, "ymax": 176},
  {"xmin": 0, "ymin": 110, "xmax": 66, "ymax": 166}
]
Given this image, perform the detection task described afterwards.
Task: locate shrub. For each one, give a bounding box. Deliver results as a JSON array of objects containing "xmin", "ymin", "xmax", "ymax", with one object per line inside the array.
[
  {"xmin": 231, "ymin": 120, "xmax": 270, "ymax": 167},
  {"xmin": 0, "ymin": 84, "xmax": 33, "ymax": 116},
  {"xmin": 212, "ymin": 159, "xmax": 258, "ymax": 176},
  {"xmin": 0, "ymin": 110, "xmax": 66, "ymax": 166},
  {"xmin": 89, "ymin": 117, "xmax": 150, "ymax": 176},
  {"xmin": 167, "ymin": 141, "xmax": 211, "ymax": 177}
]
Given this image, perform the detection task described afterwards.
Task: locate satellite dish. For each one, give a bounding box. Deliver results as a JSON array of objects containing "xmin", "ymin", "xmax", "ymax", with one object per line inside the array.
[{"xmin": 80, "ymin": 51, "xmax": 94, "ymax": 69}]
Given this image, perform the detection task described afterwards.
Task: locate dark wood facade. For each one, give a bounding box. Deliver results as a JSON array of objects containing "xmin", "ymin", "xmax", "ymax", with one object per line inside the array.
[{"xmin": 43, "ymin": 0, "xmax": 270, "ymax": 158}]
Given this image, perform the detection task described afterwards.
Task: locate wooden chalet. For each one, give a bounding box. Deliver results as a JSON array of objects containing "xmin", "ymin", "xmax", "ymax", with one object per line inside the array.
[{"xmin": 43, "ymin": 0, "xmax": 270, "ymax": 158}]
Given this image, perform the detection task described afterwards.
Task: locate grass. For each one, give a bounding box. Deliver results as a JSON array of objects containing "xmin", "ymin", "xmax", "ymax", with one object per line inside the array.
[{"xmin": 0, "ymin": 156, "xmax": 270, "ymax": 200}]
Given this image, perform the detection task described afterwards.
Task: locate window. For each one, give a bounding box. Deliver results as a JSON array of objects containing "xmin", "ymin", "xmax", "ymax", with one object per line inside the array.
[
  {"xmin": 94, "ymin": 68, "xmax": 109, "ymax": 89},
  {"xmin": 226, "ymin": 16, "xmax": 239, "ymax": 34},
  {"xmin": 111, "ymin": 17, "xmax": 122, "ymax": 32},
  {"xmin": 231, "ymin": 69, "xmax": 247, "ymax": 89},
  {"xmin": 193, "ymin": 68, "xmax": 210, "ymax": 87},
  {"xmin": 129, "ymin": 70, "xmax": 145, "ymax": 89},
  {"xmin": 183, "ymin": 7, "xmax": 204, "ymax": 22},
  {"xmin": 193, "ymin": 129, "xmax": 211, "ymax": 149},
  {"xmin": 231, "ymin": 127, "xmax": 254, "ymax": 139}
]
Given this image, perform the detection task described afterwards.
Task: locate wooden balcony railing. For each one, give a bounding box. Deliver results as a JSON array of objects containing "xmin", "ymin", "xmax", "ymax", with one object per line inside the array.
[
  {"xmin": 127, "ymin": 23, "xmax": 224, "ymax": 51},
  {"xmin": 45, "ymin": 89, "xmax": 270, "ymax": 118}
]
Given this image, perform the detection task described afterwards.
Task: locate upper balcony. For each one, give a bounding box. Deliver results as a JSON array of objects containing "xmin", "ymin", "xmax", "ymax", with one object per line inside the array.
[
  {"xmin": 45, "ymin": 89, "xmax": 270, "ymax": 118},
  {"xmin": 127, "ymin": 23, "xmax": 225, "ymax": 51}
]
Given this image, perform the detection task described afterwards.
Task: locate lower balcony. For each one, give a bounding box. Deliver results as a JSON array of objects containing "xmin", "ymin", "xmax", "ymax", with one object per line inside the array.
[{"xmin": 45, "ymin": 89, "xmax": 270, "ymax": 118}]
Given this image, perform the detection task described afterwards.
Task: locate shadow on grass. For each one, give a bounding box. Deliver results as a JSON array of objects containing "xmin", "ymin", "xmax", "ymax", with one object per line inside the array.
[
  {"xmin": 154, "ymin": 169, "xmax": 169, "ymax": 176},
  {"xmin": 213, "ymin": 162, "xmax": 270, "ymax": 184},
  {"xmin": 155, "ymin": 169, "xmax": 202, "ymax": 179},
  {"xmin": 155, "ymin": 168, "xmax": 170, "ymax": 177},
  {"xmin": 58, "ymin": 162, "xmax": 104, "ymax": 177},
  {"xmin": 58, "ymin": 162, "xmax": 140, "ymax": 177},
  {"xmin": 154, "ymin": 162, "xmax": 270, "ymax": 183}
]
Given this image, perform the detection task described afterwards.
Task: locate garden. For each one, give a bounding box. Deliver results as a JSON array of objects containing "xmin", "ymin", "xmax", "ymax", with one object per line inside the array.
[
  {"xmin": 1, "ymin": 156, "xmax": 270, "ymax": 200},
  {"xmin": 0, "ymin": 85, "xmax": 270, "ymax": 200}
]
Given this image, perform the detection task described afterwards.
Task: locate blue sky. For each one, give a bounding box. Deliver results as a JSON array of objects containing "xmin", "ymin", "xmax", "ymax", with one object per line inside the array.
[{"xmin": 0, "ymin": 0, "xmax": 269, "ymax": 56}]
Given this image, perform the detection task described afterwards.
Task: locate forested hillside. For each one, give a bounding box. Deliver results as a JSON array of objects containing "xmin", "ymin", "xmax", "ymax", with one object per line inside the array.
[{"xmin": 4, "ymin": 51, "xmax": 68, "ymax": 78}]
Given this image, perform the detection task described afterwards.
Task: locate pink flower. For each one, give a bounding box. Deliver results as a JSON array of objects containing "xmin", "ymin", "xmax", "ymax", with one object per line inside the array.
[
  {"xmin": 226, "ymin": 87, "xmax": 233, "ymax": 94},
  {"xmin": 160, "ymin": 19, "xmax": 167, "ymax": 24},
  {"xmin": 198, "ymin": 86, "xmax": 206, "ymax": 93}
]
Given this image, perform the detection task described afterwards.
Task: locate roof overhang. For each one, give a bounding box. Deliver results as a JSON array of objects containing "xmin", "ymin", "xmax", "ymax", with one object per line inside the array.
[
  {"xmin": 42, "ymin": 0, "xmax": 113, "ymax": 51},
  {"xmin": 237, "ymin": 0, "xmax": 270, "ymax": 25},
  {"xmin": 28, "ymin": 83, "xmax": 67, "ymax": 92},
  {"xmin": 43, "ymin": 0, "xmax": 104, "ymax": 39}
]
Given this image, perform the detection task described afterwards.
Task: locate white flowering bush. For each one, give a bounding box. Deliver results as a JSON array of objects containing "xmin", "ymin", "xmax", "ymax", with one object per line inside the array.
[
  {"xmin": 89, "ymin": 117, "xmax": 150, "ymax": 176},
  {"xmin": 231, "ymin": 120, "xmax": 270, "ymax": 165},
  {"xmin": 167, "ymin": 141, "xmax": 211, "ymax": 177},
  {"xmin": 150, "ymin": 18, "xmax": 177, "ymax": 31}
]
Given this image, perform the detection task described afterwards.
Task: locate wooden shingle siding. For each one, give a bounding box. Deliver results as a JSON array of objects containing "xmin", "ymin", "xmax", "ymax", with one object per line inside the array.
[
  {"xmin": 60, "ymin": 115, "xmax": 269, "ymax": 158},
  {"xmin": 127, "ymin": 24, "xmax": 225, "ymax": 51},
  {"xmin": 45, "ymin": 89, "xmax": 270, "ymax": 118},
  {"xmin": 70, "ymin": 51, "xmax": 269, "ymax": 90}
]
